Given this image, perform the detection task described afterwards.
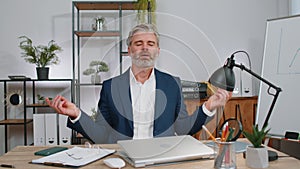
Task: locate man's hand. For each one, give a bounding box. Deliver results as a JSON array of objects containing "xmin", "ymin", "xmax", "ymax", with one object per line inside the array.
[
  {"xmin": 46, "ymin": 95, "xmax": 80, "ymax": 119},
  {"xmin": 205, "ymin": 88, "xmax": 232, "ymax": 111}
]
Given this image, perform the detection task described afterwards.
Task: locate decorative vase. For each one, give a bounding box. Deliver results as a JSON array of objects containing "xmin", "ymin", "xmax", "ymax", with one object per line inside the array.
[
  {"xmin": 91, "ymin": 74, "xmax": 101, "ymax": 84},
  {"xmin": 36, "ymin": 67, "xmax": 49, "ymax": 80},
  {"xmin": 245, "ymin": 146, "xmax": 269, "ymax": 168},
  {"xmin": 92, "ymin": 17, "xmax": 105, "ymax": 31}
]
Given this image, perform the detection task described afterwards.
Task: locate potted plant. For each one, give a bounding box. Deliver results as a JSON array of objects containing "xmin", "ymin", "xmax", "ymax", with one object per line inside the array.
[
  {"xmin": 36, "ymin": 94, "xmax": 45, "ymax": 104},
  {"xmin": 134, "ymin": 0, "xmax": 156, "ymax": 24},
  {"xmin": 36, "ymin": 94, "xmax": 52, "ymax": 105},
  {"xmin": 83, "ymin": 60, "xmax": 109, "ymax": 84},
  {"xmin": 18, "ymin": 36, "xmax": 62, "ymax": 80},
  {"xmin": 242, "ymin": 124, "xmax": 270, "ymax": 168}
]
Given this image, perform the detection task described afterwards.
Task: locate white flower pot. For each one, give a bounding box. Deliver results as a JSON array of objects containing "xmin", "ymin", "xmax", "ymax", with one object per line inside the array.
[
  {"xmin": 246, "ymin": 146, "xmax": 269, "ymax": 168},
  {"xmin": 91, "ymin": 74, "xmax": 101, "ymax": 84}
]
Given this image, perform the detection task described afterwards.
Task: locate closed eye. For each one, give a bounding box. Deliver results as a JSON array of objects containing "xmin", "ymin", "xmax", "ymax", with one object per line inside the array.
[
  {"xmin": 134, "ymin": 41, "xmax": 143, "ymax": 46},
  {"xmin": 148, "ymin": 41, "xmax": 155, "ymax": 46}
]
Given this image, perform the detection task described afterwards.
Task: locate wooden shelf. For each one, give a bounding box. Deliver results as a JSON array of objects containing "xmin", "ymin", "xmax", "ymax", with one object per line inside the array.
[
  {"xmin": 26, "ymin": 104, "xmax": 49, "ymax": 107},
  {"xmin": 74, "ymin": 31, "xmax": 120, "ymax": 37},
  {"xmin": 0, "ymin": 119, "xmax": 33, "ymax": 125},
  {"xmin": 74, "ymin": 1, "xmax": 136, "ymax": 10},
  {"xmin": 121, "ymin": 51, "xmax": 129, "ymax": 56},
  {"xmin": 75, "ymin": 83, "xmax": 103, "ymax": 86}
]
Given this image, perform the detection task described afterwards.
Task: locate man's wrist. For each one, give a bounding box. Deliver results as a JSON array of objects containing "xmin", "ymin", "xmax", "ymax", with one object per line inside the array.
[
  {"xmin": 203, "ymin": 101, "xmax": 216, "ymax": 117},
  {"xmin": 70, "ymin": 109, "xmax": 81, "ymax": 123},
  {"xmin": 204, "ymin": 100, "xmax": 213, "ymax": 111}
]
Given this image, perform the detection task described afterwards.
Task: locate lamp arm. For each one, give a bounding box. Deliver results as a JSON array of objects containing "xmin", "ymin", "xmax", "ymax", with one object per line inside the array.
[{"xmin": 233, "ymin": 63, "xmax": 282, "ymax": 128}]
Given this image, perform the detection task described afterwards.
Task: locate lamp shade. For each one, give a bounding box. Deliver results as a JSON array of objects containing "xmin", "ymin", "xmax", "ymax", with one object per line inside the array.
[{"xmin": 208, "ymin": 66, "xmax": 235, "ymax": 92}]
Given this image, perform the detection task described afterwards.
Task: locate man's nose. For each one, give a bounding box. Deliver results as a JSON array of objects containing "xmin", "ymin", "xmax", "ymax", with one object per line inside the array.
[{"xmin": 142, "ymin": 44, "xmax": 149, "ymax": 50}]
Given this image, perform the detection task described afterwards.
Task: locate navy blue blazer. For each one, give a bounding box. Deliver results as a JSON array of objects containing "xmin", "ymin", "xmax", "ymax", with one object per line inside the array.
[{"xmin": 68, "ymin": 69, "xmax": 208, "ymax": 143}]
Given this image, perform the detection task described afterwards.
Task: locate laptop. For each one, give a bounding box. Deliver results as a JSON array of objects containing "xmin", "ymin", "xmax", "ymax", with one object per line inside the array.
[{"xmin": 117, "ymin": 135, "xmax": 214, "ymax": 167}]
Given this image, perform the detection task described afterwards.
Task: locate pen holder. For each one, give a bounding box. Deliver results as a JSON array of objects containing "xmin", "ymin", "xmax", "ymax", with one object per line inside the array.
[{"xmin": 214, "ymin": 139, "xmax": 236, "ymax": 169}]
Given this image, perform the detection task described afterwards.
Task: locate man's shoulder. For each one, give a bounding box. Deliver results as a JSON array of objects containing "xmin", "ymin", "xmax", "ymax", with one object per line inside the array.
[
  {"xmin": 102, "ymin": 70, "xmax": 129, "ymax": 85},
  {"xmin": 155, "ymin": 69, "xmax": 180, "ymax": 81}
]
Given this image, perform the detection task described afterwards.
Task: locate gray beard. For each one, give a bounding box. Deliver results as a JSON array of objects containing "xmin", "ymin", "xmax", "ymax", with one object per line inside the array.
[
  {"xmin": 132, "ymin": 58, "xmax": 155, "ymax": 68},
  {"xmin": 131, "ymin": 52, "xmax": 158, "ymax": 68}
]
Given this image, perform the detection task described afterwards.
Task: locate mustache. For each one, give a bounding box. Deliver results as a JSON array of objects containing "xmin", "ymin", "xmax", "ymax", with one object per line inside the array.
[
  {"xmin": 139, "ymin": 51, "xmax": 151, "ymax": 56},
  {"xmin": 133, "ymin": 51, "xmax": 153, "ymax": 59}
]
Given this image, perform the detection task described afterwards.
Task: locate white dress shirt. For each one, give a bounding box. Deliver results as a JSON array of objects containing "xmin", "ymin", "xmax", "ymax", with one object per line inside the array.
[{"xmin": 130, "ymin": 68, "xmax": 156, "ymax": 139}]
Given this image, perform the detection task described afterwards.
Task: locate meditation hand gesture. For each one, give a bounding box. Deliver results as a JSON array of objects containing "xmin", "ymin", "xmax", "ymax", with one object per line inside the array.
[{"xmin": 46, "ymin": 95, "xmax": 80, "ymax": 119}]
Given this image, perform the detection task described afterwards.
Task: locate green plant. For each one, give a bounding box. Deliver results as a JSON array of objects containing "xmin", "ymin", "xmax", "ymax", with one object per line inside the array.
[
  {"xmin": 83, "ymin": 60, "xmax": 109, "ymax": 76},
  {"xmin": 36, "ymin": 94, "xmax": 52, "ymax": 104},
  {"xmin": 18, "ymin": 36, "xmax": 62, "ymax": 67},
  {"xmin": 37, "ymin": 94, "xmax": 45, "ymax": 101},
  {"xmin": 90, "ymin": 107, "xmax": 98, "ymax": 121},
  {"xmin": 134, "ymin": 0, "xmax": 156, "ymax": 24},
  {"xmin": 242, "ymin": 124, "xmax": 270, "ymax": 148}
]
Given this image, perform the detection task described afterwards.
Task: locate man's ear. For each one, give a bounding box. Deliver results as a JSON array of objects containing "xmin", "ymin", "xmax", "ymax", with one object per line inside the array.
[{"xmin": 128, "ymin": 47, "xmax": 131, "ymax": 56}]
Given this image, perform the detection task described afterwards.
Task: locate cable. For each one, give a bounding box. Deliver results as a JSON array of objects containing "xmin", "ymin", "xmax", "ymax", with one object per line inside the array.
[{"xmin": 231, "ymin": 50, "xmax": 252, "ymax": 70}]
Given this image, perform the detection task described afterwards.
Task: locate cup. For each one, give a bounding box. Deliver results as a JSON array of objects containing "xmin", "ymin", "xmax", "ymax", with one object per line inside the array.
[{"xmin": 214, "ymin": 139, "xmax": 236, "ymax": 169}]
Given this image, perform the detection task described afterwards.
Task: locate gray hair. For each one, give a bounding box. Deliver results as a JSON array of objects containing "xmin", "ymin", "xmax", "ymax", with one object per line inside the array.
[{"xmin": 126, "ymin": 23, "xmax": 160, "ymax": 47}]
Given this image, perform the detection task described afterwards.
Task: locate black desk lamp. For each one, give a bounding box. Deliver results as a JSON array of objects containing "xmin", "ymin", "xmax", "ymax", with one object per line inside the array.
[{"xmin": 208, "ymin": 50, "xmax": 282, "ymax": 161}]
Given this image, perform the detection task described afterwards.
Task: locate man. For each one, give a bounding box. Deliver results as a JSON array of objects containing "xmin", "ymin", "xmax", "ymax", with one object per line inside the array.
[{"xmin": 46, "ymin": 23, "xmax": 231, "ymax": 143}]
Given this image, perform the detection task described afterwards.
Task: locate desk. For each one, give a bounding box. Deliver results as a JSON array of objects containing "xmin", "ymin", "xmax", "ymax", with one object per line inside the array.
[{"xmin": 0, "ymin": 144, "xmax": 299, "ymax": 169}]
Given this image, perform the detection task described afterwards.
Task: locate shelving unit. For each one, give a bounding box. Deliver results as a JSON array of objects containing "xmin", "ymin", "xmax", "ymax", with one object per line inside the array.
[
  {"xmin": 71, "ymin": 1, "xmax": 152, "ymax": 143},
  {"xmin": 0, "ymin": 79, "xmax": 73, "ymax": 152},
  {"xmin": 72, "ymin": 1, "xmax": 135, "ymax": 78},
  {"xmin": 72, "ymin": 1, "xmax": 152, "ymax": 108}
]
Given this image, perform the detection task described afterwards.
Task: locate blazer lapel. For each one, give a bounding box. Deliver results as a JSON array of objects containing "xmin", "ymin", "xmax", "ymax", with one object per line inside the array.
[
  {"xmin": 153, "ymin": 69, "xmax": 168, "ymax": 130},
  {"xmin": 111, "ymin": 69, "xmax": 133, "ymax": 130}
]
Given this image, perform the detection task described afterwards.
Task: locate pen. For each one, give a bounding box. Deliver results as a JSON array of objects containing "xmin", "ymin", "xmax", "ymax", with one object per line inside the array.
[
  {"xmin": 221, "ymin": 122, "xmax": 229, "ymax": 142},
  {"xmin": 0, "ymin": 164, "xmax": 15, "ymax": 168},
  {"xmin": 226, "ymin": 128, "xmax": 235, "ymax": 142},
  {"xmin": 202, "ymin": 125, "xmax": 216, "ymax": 141}
]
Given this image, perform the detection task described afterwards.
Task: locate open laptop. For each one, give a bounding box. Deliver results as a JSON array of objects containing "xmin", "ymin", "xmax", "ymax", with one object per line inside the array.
[{"xmin": 117, "ymin": 135, "xmax": 214, "ymax": 167}]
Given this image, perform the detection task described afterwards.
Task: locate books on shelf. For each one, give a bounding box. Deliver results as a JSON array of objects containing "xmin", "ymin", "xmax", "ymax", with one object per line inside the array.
[
  {"xmin": 181, "ymin": 80, "xmax": 207, "ymax": 99},
  {"xmin": 8, "ymin": 75, "xmax": 31, "ymax": 80}
]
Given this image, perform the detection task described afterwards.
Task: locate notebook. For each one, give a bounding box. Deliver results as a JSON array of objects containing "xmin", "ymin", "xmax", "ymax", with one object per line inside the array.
[
  {"xmin": 34, "ymin": 147, "xmax": 68, "ymax": 156},
  {"xmin": 117, "ymin": 135, "xmax": 214, "ymax": 167}
]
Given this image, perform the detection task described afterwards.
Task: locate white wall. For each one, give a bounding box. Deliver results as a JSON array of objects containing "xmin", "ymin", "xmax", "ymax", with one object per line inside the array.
[
  {"xmin": 0, "ymin": 0, "xmax": 72, "ymax": 79},
  {"xmin": 0, "ymin": 0, "xmax": 72, "ymax": 156},
  {"xmin": 0, "ymin": 0, "xmax": 290, "ymax": 155},
  {"xmin": 155, "ymin": 0, "xmax": 289, "ymax": 96},
  {"xmin": 290, "ymin": 0, "xmax": 300, "ymax": 15}
]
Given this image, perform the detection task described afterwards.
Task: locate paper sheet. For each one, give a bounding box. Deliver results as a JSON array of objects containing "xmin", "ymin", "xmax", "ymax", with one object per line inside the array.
[{"xmin": 32, "ymin": 146, "xmax": 115, "ymax": 167}]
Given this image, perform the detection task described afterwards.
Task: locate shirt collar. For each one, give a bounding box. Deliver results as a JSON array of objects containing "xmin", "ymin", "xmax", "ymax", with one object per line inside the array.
[{"xmin": 130, "ymin": 67, "xmax": 155, "ymax": 85}]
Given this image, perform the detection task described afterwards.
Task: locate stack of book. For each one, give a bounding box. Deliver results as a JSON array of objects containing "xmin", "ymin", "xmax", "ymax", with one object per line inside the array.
[{"xmin": 181, "ymin": 80, "xmax": 207, "ymax": 99}]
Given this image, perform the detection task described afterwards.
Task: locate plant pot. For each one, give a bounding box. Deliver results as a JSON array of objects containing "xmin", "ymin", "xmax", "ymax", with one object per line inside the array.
[
  {"xmin": 245, "ymin": 145, "xmax": 269, "ymax": 168},
  {"xmin": 36, "ymin": 67, "xmax": 49, "ymax": 80},
  {"xmin": 37, "ymin": 100, "xmax": 45, "ymax": 105},
  {"xmin": 91, "ymin": 74, "xmax": 101, "ymax": 84}
]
